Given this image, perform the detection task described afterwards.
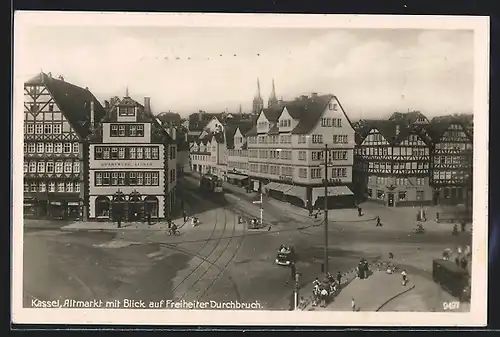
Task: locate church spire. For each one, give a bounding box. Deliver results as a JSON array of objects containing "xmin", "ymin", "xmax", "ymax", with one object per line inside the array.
[
  {"xmin": 252, "ymin": 78, "xmax": 264, "ymax": 114},
  {"xmin": 256, "ymin": 78, "xmax": 261, "ymax": 99},
  {"xmin": 268, "ymin": 78, "xmax": 279, "ymax": 109}
]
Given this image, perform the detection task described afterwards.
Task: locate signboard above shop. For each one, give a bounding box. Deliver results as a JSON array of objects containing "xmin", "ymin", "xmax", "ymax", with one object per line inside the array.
[{"xmin": 90, "ymin": 160, "xmax": 162, "ymax": 169}]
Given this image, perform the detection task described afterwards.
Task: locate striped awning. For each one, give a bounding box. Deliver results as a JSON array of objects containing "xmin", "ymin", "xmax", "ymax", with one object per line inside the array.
[{"xmin": 312, "ymin": 186, "xmax": 354, "ymax": 203}]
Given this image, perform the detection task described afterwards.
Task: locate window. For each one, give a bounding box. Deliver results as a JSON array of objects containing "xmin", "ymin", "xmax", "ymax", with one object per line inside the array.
[
  {"xmin": 45, "ymin": 143, "xmax": 53, "ymax": 153},
  {"xmin": 129, "ymin": 172, "xmax": 136, "ymax": 185},
  {"xmin": 331, "ymin": 150, "xmax": 348, "ymax": 161},
  {"xmin": 37, "ymin": 162, "xmax": 45, "ymax": 173},
  {"xmin": 312, "ymin": 151, "xmax": 323, "ymax": 161},
  {"xmin": 95, "ymin": 172, "xmax": 102, "ymax": 186},
  {"xmin": 298, "ymin": 135, "xmax": 306, "ymax": 143},
  {"xmin": 331, "ymin": 167, "xmax": 348, "ymax": 178},
  {"xmin": 111, "ymin": 147, "xmax": 118, "ymax": 160},
  {"xmin": 367, "ymin": 188, "xmax": 373, "ymax": 198},
  {"xmin": 137, "ymin": 147, "xmax": 143, "ymax": 159},
  {"xmin": 57, "ymin": 182, "xmax": 65, "ymax": 192},
  {"xmin": 129, "ymin": 125, "xmax": 137, "ymax": 136},
  {"xmin": 44, "ymin": 124, "xmax": 52, "ymax": 134},
  {"xmin": 144, "ymin": 147, "xmax": 151, "ymax": 159},
  {"xmin": 55, "ymin": 162, "xmax": 63, "ymax": 173},
  {"xmin": 72, "ymin": 143, "xmax": 79, "ymax": 153},
  {"xmin": 48, "ymin": 182, "xmax": 55, "ymax": 192},
  {"xmin": 31, "ymin": 183, "xmax": 37, "ymax": 192},
  {"xmin": 312, "ymin": 135, "xmax": 323, "ymax": 143},
  {"xmin": 36, "ymin": 143, "xmax": 44, "ymax": 153},
  {"xmin": 145, "ymin": 172, "xmax": 152, "ymax": 186},
  {"xmin": 23, "ymin": 162, "xmax": 28, "ymax": 173},
  {"xmin": 298, "ymin": 151, "xmax": 306, "ymax": 161},
  {"xmin": 416, "ymin": 190, "xmax": 424, "ymax": 200},
  {"xmin": 333, "ymin": 135, "xmax": 348, "ymax": 144},
  {"xmin": 74, "ymin": 182, "xmax": 80, "ymax": 192},
  {"xmin": 66, "ymin": 182, "xmax": 73, "ymax": 192},
  {"xmin": 27, "ymin": 124, "xmax": 34, "ymax": 134},
  {"xmin": 152, "ymin": 147, "xmax": 159, "ymax": 160},
  {"xmin": 64, "ymin": 161, "xmax": 72, "ymax": 173},
  {"xmin": 119, "ymin": 125, "xmax": 125, "ymax": 136},
  {"xmin": 311, "ymin": 168, "xmax": 322, "ymax": 179},
  {"xmin": 48, "ymin": 103, "xmax": 54, "ymax": 112},
  {"xmin": 111, "ymin": 172, "xmax": 118, "ymax": 185},
  {"xmin": 35, "ymin": 124, "xmax": 43, "ymax": 134},
  {"xmin": 137, "ymin": 172, "xmax": 144, "ymax": 185},
  {"xmin": 333, "ymin": 118, "xmax": 342, "ymax": 127},
  {"xmin": 110, "ymin": 125, "xmax": 118, "ymax": 137},
  {"xmin": 298, "ymin": 168, "xmax": 307, "ymax": 178},
  {"xmin": 118, "ymin": 172, "xmax": 125, "ymax": 185},
  {"xmin": 28, "ymin": 143, "xmax": 35, "ymax": 153},
  {"xmin": 73, "ymin": 162, "xmax": 80, "ymax": 173},
  {"xmin": 29, "ymin": 161, "xmax": 36, "ymax": 172},
  {"xmin": 321, "ymin": 118, "xmax": 332, "ymax": 127},
  {"xmin": 39, "ymin": 182, "xmax": 46, "ymax": 192},
  {"xmin": 329, "ymin": 103, "xmax": 338, "ymax": 111},
  {"xmin": 46, "ymin": 162, "xmax": 54, "ymax": 173},
  {"xmin": 129, "ymin": 147, "xmax": 136, "ymax": 159},
  {"xmin": 377, "ymin": 190, "xmax": 384, "ymax": 199},
  {"xmin": 137, "ymin": 125, "xmax": 144, "ymax": 137},
  {"xmin": 118, "ymin": 147, "xmax": 125, "ymax": 159},
  {"xmin": 94, "ymin": 147, "xmax": 103, "ymax": 160},
  {"xmin": 63, "ymin": 143, "xmax": 71, "ymax": 153},
  {"xmin": 152, "ymin": 172, "xmax": 159, "ymax": 185},
  {"xmin": 53, "ymin": 124, "xmax": 61, "ymax": 134},
  {"xmin": 398, "ymin": 192, "xmax": 407, "ymax": 201},
  {"xmin": 55, "ymin": 143, "xmax": 62, "ymax": 153}
]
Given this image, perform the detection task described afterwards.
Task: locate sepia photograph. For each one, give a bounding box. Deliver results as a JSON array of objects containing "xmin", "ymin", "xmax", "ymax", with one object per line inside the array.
[{"xmin": 12, "ymin": 12, "xmax": 489, "ymax": 326}]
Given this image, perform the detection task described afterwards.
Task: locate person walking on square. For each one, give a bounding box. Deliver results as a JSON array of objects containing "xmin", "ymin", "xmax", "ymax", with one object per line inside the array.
[
  {"xmin": 401, "ymin": 269, "xmax": 408, "ymax": 286},
  {"xmin": 183, "ymin": 210, "xmax": 188, "ymax": 223},
  {"xmin": 351, "ymin": 297, "xmax": 356, "ymax": 311},
  {"xmin": 357, "ymin": 206, "xmax": 363, "ymax": 217},
  {"xmin": 336, "ymin": 271, "xmax": 342, "ymax": 286},
  {"xmin": 376, "ymin": 216, "xmax": 381, "ymax": 227}
]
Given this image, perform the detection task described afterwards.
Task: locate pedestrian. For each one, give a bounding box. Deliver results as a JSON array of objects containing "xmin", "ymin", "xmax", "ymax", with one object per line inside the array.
[
  {"xmin": 167, "ymin": 217, "xmax": 172, "ymax": 229},
  {"xmin": 376, "ymin": 216, "xmax": 381, "ymax": 227},
  {"xmin": 183, "ymin": 210, "xmax": 188, "ymax": 223},
  {"xmin": 320, "ymin": 287, "xmax": 328, "ymax": 307},
  {"xmin": 460, "ymin": 257, "xmax": 468, "ymax": 269},
  {"xmin": 457, "ymin": 246, "xmax": 462, "ymax": 255},
  {"xmin": 117, "ymin": 212, "xmax": 122, "ymax": 229},
  {"xmin": 455, "ymin": 256, "xmax": 460, "ymax": 266},
  {"xmin": 401, "ymin": 269, "xmax": 408, "ymax": 286},
  {"xmin": 389, "ymin": 252, "xmax": 394, "ymax": 260},
  {"xmin": 461, "ymin": 220, "xmax": 466, "ymax": 232},
  {"xmin": 336, "ymin": 271, "xmax": 342, "ymax": 285},
  {"xmin": 358, "ymin": 206, "xmax": 363, "ymax": 217},
  {"xmin": 351, "ymin": 297, "xmax": 356, "ymax": 311}
]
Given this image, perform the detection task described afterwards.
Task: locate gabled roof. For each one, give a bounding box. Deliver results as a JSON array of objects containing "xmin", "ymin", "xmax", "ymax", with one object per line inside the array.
[
  {"xmin": 261, "ymin": 107, "xmax": 283, "ymax": 122},
  {"xmin": 289, "ymin": 94, "xmax": 335, "ymax": 134},
  {"xmin": 267, "ymin": 124, "xmax": 279, "ymax": 135},
  {"xmin": 427, "ymin": 115, "xmax": 473, "ymax": 143},
  {"xmin": 389, "ymin": 111, "xmax": 429, "ymax": 125},
  {"xmin": 157, "ymin": 111, "xmax": 182, "ymax": 125},
  {"xmin": 245, "ymin": 126, "xmax": 257, "ymax": 136},
  {"xmin": 188, "ymin": 112, "xmax": 223, "ymax": 131},
  {"xmin": 25, "ymin": 72, "xmax": 106, "ymax": 138},
  {"xmin": 358, "ymin": 119, "xmax": 432, "ymax": 146}
]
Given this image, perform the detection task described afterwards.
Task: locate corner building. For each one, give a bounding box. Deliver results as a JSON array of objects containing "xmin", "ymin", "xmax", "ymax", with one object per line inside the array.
[
  {"xmin": 87, "ymin": 93, "xmax": 176, "ymax": 221},
  {"xmin": 23, "ymin": 72, "xmax": 105, "ymax": 220}
]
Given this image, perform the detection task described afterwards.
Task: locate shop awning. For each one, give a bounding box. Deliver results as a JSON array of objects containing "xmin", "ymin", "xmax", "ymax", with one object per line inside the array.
[
  {"xmin": 312, "ymin": 186, "xmax": 354, "ymax": 203},
  {"xmin": 284, "ymin": 186, "xmax": 307, "ymax": 204},
  {"xmin": 226, "ymin": 173, "xmax": 248, "ymax": 180},
  {"xmin": 274, "ymin": 184, "xmax": 293, "ymax": 193},
  {"xmin": 263, "ymin": 182, "xmax": 280, "ymax": 192}
]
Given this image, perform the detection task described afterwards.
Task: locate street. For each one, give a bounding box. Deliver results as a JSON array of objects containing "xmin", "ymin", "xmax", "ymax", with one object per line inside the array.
[{"xmin": 23, "ymin": 178, "xmax": 472, "ymax": 311}]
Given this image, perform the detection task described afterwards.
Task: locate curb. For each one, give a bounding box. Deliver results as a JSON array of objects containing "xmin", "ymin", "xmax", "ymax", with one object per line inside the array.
[{"xmin": 376, "ymin": 284, "xmax": 416, "ymax": 312}]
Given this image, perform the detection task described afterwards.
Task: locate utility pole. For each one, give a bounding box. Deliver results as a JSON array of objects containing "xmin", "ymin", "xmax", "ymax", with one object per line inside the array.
[
  {"xmin": 323, "ymin": 144, "xmax": 329, "ymax": 275},
  {"xmin": 260, "ymin": 191, "xmax": 263, "ymax": 226}
]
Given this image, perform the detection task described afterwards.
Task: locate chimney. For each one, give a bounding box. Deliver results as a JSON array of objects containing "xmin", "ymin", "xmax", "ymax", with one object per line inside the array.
[
  {"xmin": 172, "ymin": 127, "xmax": 177, "ymax": 141},
  {"xmin": 300, "ymin": 95, "xmax": 308, "ymax": 100},
  {"xmin": 311, "ymin": 92, "xmax": 318, "ymax": 97},
  {"xmin": 199, "ymin": 110, "xmax": 204, "ymax": 121},
  {"xmin": 144, "ymin": 97, "xmax": 151, "ymax": 113},
  {"xmin": 90, "ymin": 100, "xmax": 95, "ymax": 128},
  {"xmin": 58, "ymin": 75, "xmax": 64, "ymax": 81},
  {"xmin": 48, "ymin": 72, "xmax": 52, "ymax": 78},
  {"xmin": 104, "ymin": 100, "xmax": 110, "ymax": 109}
]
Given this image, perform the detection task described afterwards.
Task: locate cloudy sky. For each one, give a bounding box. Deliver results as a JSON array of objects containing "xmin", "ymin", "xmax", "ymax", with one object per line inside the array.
[{"xmin": 19, "ymin": 26, "xmax": 473, "ymax": 119}]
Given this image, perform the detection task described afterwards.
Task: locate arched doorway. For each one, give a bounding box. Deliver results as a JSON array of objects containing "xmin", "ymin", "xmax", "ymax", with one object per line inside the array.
[
  {"xmin": 128, "ymin": 191, "xmax": 143, "ymax": 221},
  {"xmin": 144, "ymin": 196, "xmax": 159, "ymax": 218},
  {"xmin": 95, "ymin": 196, "xmax": 110, "ymax": 219},
  {"xmin": 111, "ymin": 191, "xmax": 126, "ymax": 221}
]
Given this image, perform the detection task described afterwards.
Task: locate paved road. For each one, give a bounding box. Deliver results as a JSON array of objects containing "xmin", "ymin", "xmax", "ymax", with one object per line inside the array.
[{"xmin": 22, "ymin": 178, "xmax": 472, "ymax": 311}]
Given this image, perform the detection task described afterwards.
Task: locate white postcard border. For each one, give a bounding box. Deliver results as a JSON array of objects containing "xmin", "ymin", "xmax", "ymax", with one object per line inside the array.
[{"xmin": 12, "ymin": 12, "xmax": 490, "ymax": 326}]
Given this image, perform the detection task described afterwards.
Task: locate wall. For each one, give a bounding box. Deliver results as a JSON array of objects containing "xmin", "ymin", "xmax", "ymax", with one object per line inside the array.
[
  {"xmin": 89, "ymin": 195, "xmax": 165, "ymax": 218},
  {"xmin": 102, "ymin": 123, "xmax": 152, "ymax": 143}
]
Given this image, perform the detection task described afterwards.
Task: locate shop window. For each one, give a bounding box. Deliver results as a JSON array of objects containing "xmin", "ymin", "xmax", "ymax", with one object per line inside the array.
[
  {"xmin": 398, "ymin": 191, "xmax": 407, "ymax": 201},
  {"xmin": 376, "ymin": 190, "xmax": 384, "ymax": 200}
]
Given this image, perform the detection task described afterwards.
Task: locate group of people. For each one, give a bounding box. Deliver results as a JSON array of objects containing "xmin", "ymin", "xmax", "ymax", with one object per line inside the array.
[
  {"xmin": 357, "ymin": 258, "xmax": 370, "ymax": 279},
  {"xmin": 311, "ymin": 272, "xmax": 343, "ymax": 308},
  {"xmin": 442, "ymin": 245, "xmax": 471, "ymax": 270}
]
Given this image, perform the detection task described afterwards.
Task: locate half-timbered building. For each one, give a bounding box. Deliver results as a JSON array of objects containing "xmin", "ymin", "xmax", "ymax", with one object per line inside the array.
[
  {"xmin": 355, "ymin": 112, "xmax": 433, "ymax": 207},
  {"xmin": 87, "ymin": 92, "xmax": 177, "ymax": 222},
  {"xmin": 23, "ymin": 72, "xmax": 105, "ymax": 219},
  {"xmin": 427, "ymin": 115, "xmax": 473, "ymax": 206}
]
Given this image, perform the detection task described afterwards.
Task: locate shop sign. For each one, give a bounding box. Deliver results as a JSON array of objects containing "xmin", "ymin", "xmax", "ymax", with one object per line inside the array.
[
  {"xmin": 67, "ymin": 202, "xmax": 80, "ymax": 206},
  {"xmin": 50, "ymin": 201, "xmax": 62, "ymax": 206},
  {"xmin": 92, "ymin": 161, "xmax": 161, "ymax": 169}
]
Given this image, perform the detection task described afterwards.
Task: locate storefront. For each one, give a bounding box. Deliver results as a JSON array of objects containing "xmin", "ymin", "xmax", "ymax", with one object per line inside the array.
[
  {"xmin": 311, "ymin": 186, "xmax": 355, "ymax": 209},
  {"xmin": 226, "ymin": 172, "xmax": 249, "ymax": 187},
  {"xmin": 99, "ymin": 190, "xmax": 162, "ymax": 222},
  {"xmin": 23, "ymin": 193, "xmax": 83, "ymax": 220}
]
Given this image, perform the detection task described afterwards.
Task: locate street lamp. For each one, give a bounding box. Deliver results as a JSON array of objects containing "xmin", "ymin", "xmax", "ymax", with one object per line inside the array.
[{"xmin": 322, "ymin": 144, "xmax": 334, "ymax": 276}]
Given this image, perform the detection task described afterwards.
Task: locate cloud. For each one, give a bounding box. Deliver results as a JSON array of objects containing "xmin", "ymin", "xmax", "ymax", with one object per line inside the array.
[{"xmin": 18, "ymin": 27, "xmax": 474, "ymax": 119}]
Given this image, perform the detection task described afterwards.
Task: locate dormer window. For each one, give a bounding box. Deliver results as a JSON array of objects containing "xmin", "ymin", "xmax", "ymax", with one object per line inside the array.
[{"xmin": 119, "ymin": 106, "xmax": 135, "ymax": 116}]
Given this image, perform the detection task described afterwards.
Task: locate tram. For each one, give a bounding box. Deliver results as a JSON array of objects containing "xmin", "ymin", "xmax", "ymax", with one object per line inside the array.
[{"xmin": 200, "ymin": 173, "xmax": 223, "ymax": 193}]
